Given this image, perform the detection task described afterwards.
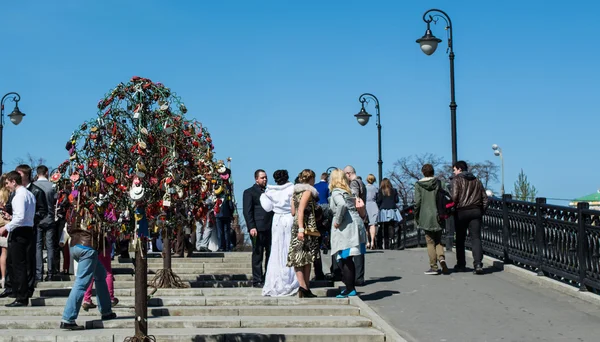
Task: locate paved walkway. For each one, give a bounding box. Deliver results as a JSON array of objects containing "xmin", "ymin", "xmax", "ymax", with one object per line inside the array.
[{"xmin": 360, "ymin": 248, "xmax": 600, "ymax": 342}]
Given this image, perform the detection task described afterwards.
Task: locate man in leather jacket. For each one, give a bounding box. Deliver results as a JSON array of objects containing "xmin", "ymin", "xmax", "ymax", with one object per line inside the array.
[{"xmin": 451, "ymin": 161, "xmax": 488, "ymax": 274}]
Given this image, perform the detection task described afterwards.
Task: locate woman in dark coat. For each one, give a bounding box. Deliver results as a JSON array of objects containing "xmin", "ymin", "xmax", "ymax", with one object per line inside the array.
[{"xmin": 376, "ymin": 178, "xmax": 401, "ymax": 249}]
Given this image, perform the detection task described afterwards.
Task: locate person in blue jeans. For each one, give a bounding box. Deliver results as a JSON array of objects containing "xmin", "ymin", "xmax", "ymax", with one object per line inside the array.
[{"xmin": 60, "ymin": 227, "xmax": 116, "ymax": 330}]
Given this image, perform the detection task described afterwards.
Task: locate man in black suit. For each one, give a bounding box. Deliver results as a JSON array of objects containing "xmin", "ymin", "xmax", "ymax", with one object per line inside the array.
[{"xmin": 242, "ymin": 169, "xmax": 273, "ymax": 288}]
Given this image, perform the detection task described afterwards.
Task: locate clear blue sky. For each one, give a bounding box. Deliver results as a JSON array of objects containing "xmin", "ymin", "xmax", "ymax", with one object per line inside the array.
[{"xmin": 1, "ymin": 0, "xmax": 598, "ymax": 205}]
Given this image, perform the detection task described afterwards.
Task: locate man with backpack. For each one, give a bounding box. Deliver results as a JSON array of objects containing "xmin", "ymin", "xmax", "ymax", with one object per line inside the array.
[
  {"xmin": 414, "ymin": 164, "xmax": 450, "ymax": 275},
  {"xmin": 451, "ymin": 161, "xmax": 488, "ymax": 274}
]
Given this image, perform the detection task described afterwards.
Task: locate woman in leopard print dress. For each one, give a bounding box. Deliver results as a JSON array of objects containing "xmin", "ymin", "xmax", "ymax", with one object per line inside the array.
[{"xmin": 287, "ymin": 169, "xmax": 320, "ymax": 298}]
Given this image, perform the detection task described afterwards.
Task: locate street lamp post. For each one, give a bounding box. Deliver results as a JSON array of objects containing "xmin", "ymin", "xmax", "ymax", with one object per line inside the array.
[
  {"xmin": 492, "ymin": 144, "xmax": 504, "ymax": 196},
  {"xmin": 354, "ymin": 93, "xmax": 383, "ymax": 184},
  {"xmin": 0, "ymin": 92, "xmax": 26, "ymax": 173},
  {"xmin": 416, "ymin": 9, "xmax": 457, "ymax": 165}
]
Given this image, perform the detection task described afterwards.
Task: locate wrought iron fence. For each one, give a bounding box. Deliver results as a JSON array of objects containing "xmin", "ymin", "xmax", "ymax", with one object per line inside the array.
[
  {"xmin": 397, "ymin": 205, "xmax": 450, "ymax": 250},
  {"xmin": 470, "ymin": 195, "xmax": 600, "ymax": 293}
]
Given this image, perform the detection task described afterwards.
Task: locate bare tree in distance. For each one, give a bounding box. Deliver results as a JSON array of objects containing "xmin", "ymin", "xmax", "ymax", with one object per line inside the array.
[
  {"xmin": 12, "ymin": 153, "xmax": 49, "ymax": 176},
  {"xmin": 389, "ymin": 153, "xmax": 452, "ymax": 206},
  {"xmin": 469, "ymin": 160, "xmax": 500, "ymax": 189},
  {"xmin": 389, "ymin": 153, "xmax": 500, "ymax": 206}
]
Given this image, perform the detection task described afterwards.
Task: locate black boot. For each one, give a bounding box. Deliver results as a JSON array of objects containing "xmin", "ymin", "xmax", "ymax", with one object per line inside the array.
[{"xmin": 0, "ymin": 289, "xmax": 14, "ymax": 298}]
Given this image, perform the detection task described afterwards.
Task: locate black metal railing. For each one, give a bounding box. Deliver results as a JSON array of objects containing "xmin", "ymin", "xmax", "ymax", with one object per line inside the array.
[
  {"xmin": 397, "ymin": 205, "xmax": 450, "ymax": 250},
  {"xmin": 470, "ymin": 194, "xmax": 600, "ymax": 293}
]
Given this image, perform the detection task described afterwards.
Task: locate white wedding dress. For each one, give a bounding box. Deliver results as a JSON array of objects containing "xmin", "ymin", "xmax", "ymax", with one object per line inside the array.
[{"xmin": 260, "ymin": 182, "xmax": 299, "ymax": 297}]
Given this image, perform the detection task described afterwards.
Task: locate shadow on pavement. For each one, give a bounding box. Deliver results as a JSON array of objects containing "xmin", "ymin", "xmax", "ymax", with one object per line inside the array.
[
  {"xmin": 359, "ymin": 290, "xmax": 401, "ymax": 301},
  {"xmin": 449, "ymin": 264, "xmax": 503, "ymax": 276},
  {"xmin": 363, "ymin": 276, "xmax": 402, "ymax": 286},
  {"xmin": 480, "ymin": 265, "xmax": 504, "ymax": 275}
]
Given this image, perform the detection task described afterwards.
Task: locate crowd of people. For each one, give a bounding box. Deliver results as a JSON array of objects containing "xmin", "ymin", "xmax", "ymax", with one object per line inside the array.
[
  {"xmin": 243, "ymin": 166, "xmax": 372, "ymax": 298},
  {"xmin": 241, "ymin": 160, "xmax": 489, "ymax": 300},
  {"xmin": 0, "ymin": 164, "xmax": 117, "ymax": 330},
  {"xmin": 0, "ymin": 159, "xmax": 488, "ymax": 329},
  {"xmin": 240, "ymin": 165, "xmax": 423, "ymax": 298}
]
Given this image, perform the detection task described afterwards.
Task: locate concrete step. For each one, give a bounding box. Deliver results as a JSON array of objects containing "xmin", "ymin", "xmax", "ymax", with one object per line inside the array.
[
  {"xmin": 145, "ymin": 252, "xmax": 251, "ymax": 259},
  {"xmin": 37, "ymin": 280, "xmax": 253, "ymax": 290},
  {"xmin": 0, "ymin": 315, "xmax": 372, "ymax": 329},
  {"xmin": 49, "ymin": 271, "xmax": 252, "ymax": 281},
  {"xmin": 0, "ymin": 304, "xmax": 359, "ymax": 317},
  {"xmin": 112, "ymin": 263, "xmax": 253, "ymax": 270},
  {"xmin": 113, "ymin": 257, "xmax": 250, "ymax": 265},
  {"xmin": 203, "ymin": 263, "xmax": 252, "ymax": 269},
  {"xmin": 33, "ymin": 287, "xmax": 336, "ymax": 298},
  {"xmin": 35, "ymin": 279, "xmax": 334, "ymax": 290},
  {"xmin": 95, "ymin": 269, "xmax": 252, "ymax": 276},
  {"xmin": 1, "ymin": 296, "xmax": 350, "ymax": 307},
  {"xmin": 110, "ymin": 266, "xmax": 252, "ymax": 275},
  {"xmin": 37, "ymin": 274, "xmax": 253, "ymax": 287},
  {"xmin": 0, "ymin": 327, "xmax": 385, "ymax": 342},
  {"xmin": 149, "ymin": 267, "xmax": 251, "ymax": 275}
]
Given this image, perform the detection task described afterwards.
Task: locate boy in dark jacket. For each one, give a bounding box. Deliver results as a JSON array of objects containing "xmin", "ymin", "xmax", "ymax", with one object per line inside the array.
[{"xmin": 414, "ymin": 164, "xmax": 448, "ymax": 275}]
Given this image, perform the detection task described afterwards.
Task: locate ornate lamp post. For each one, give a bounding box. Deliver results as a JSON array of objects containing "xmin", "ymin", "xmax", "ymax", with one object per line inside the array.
[
  {"xmin": 354, "ymin": 93, "xmax": 382, "ymax": 183},
  {"xmin": 492, "ymin": 144, "xmax": 505, "ymax": 195},
  {"xmin": 416, "ymin": 9, "xmax": 457, "ymax": 165},
  {"xmin": 0, "ymin": 92, "xmax": 26, "ymax": 173}
]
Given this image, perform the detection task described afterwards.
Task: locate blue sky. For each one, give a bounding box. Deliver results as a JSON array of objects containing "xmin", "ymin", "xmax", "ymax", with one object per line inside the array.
[{"xmin": 1, "ymin": 0, "xmax": 598, "ymax": 206}]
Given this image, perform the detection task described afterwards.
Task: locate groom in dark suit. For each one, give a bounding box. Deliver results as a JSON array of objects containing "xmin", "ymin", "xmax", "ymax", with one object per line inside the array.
[{"xmin": 242, "ymin": 169, "xmax": 273, "ymax": 288}]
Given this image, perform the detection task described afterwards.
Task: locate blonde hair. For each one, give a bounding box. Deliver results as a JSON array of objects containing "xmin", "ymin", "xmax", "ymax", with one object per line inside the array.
[
  {"xmin": 366, "ymin": 174, "xmax": 376, "ymax": 184},
  {"xmin": 297, "ymin": 169, "xmax": 315, "ymax": 184},
  {"xmin": 329, "ymin": 169, "xmax": 352, "ymax": 194},
  {"xmin": 0, "ymin": 174, "xmax": 9, "ymax": 206}
]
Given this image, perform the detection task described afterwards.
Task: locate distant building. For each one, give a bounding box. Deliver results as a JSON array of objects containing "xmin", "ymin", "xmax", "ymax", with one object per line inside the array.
[{"xmin": 569, "ymin": 190, "xmax": 600, "ymax": 210}]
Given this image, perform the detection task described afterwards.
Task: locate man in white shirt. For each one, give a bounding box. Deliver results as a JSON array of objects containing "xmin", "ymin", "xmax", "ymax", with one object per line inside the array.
[
  {"xmin": 0, "ymin": 165, "xmax": 47, "ymax": 299},
  {"xmin": 15, "ymin": 164, "xmax": 48, "ymax": 288},
  {"xmin": 0, "ymin": 171, "xmax": 36, "ymax": 307}
]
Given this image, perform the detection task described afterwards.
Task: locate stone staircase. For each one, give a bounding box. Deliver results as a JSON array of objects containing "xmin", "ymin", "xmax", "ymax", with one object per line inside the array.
[{"xmin": 0, "ymin": 251, "xmax": 391, "ymax": 341}]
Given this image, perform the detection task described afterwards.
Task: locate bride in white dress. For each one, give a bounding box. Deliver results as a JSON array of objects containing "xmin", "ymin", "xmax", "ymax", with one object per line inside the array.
[{"xmin": 260, "ymin": 170, "xmax": 299, "ymax": 297}]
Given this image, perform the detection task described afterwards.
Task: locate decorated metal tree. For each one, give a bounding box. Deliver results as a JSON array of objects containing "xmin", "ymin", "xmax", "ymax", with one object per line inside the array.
[
  {"xmin": 147, "ymin": 116, "xmax": 217, "ymax": 290},
  {"xmin": 52, "ymin": 76, "xmax": 217, "ymax": 341}
]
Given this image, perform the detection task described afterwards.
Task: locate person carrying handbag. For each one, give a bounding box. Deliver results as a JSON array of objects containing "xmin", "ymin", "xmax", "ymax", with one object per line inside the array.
[
  {"xmin": 343, "ymin": 165, "xmax": 367, "ymax": 286},
  {"xmin": 287, "ymin": 169, "xmax": 321, "ymax": 298},
  {"xmin": 329, "ymin": 169, "xmax": 367, "ymax": 298}
]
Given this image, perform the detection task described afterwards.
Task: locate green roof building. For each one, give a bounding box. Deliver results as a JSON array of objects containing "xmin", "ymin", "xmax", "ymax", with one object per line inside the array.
[{"xmin": 569, "ymin": 190, "xmax": 600, "ymax": 209}]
